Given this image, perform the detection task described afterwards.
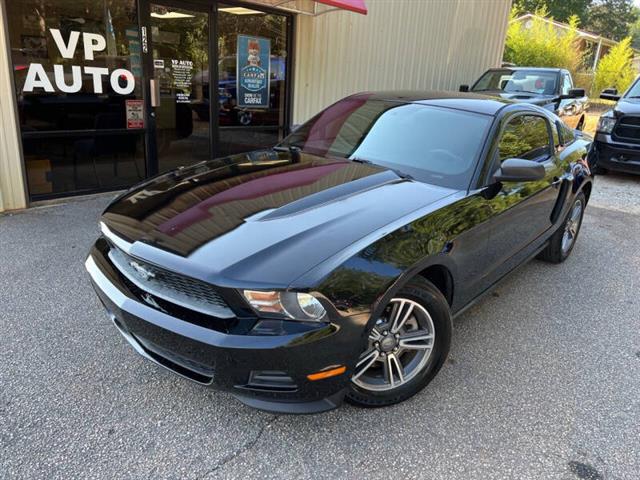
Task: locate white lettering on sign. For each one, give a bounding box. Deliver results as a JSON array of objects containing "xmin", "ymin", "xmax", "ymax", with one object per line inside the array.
[
  {"xmin": 84, "ymin": 66, "xmax": 109, "ymax": 93},
  {"xmin": 83, "ymin": 32, "xmax": 107, "ymax": 60},
  {"xmin": 111, "ymin": 69, "xmax": 135, "ymax": 95},
  {"xmin": 50, "ymin": 29, "xmax": 80, "ymax": 59},
  {"xmin": 24, "ymin": 63, "xmax": 54, "ymax": 92},
  {"xmin": 53, "ymin": 64, "xmax": 82, "ymax": 93},
  {"xmin": 22, "ymin": 29, "xmax": 135, "ymax": 95}
]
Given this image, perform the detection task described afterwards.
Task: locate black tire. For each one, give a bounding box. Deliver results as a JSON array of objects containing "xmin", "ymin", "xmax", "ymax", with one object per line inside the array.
[
  {"xmin": 346, "ymin": 277, "xmax": 452, "ymax": 407},
  {"xmin": 538, "ymin": 192, "xmax": 586, "ymax": 263}
]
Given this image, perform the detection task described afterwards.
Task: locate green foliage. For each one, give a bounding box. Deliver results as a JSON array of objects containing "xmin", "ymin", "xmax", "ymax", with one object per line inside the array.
[
  {"xmin": 629, "ymin": 14, "xmax": 640, "ymax": 50},
  {"xmin": 593, "ymin": 37, "xmax": 636, "ymax": 93},
  {"xmin": 585, "ymin": 0, "xmax": 638, "ymax": 42},
  {"xmin": 513, "ymin": 0, "xmax": 591, "ymax": 24},
  {"xmin": 498, "ymin": 116, "xmax": 548, "ymax": 161},
  {"xmin": 573, "ymin": 71, "xmax": 594, "ymax": 93},
  {"xmin": 504, "ymin": 7, "xmax": 584, "ymax": 76}
]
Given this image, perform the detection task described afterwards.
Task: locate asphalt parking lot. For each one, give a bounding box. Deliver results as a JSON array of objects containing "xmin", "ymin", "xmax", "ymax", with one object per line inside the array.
[{"xmin": 1, "ymin": 173, "xmax": 639, "ymax": 480}]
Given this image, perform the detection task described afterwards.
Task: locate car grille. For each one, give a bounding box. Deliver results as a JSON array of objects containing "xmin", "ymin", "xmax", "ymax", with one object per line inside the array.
[
  {"xmin": 612, "ymin": 116, "xmax": 640, "ymax": 144},
  {"xmin": 108, "ymin": 246, "xmax": 235, "ymax": 319}
]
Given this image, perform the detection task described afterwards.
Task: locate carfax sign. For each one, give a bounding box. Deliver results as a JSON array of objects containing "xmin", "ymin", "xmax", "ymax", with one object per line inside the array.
[{"xmin": 237, "ymin": 35, "xmax": 270, "ymax": 108}]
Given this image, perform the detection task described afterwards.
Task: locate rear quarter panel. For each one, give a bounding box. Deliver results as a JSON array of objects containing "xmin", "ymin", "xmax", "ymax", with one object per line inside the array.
[{"xmin": 557, "ymin": 134, "xmax": 593, "ymax": 220}]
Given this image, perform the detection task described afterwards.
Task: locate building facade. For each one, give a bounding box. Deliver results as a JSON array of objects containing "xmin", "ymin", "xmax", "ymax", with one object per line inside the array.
[{"xmin": 0, "ymin": 0, "xmax": 511, "ymax": 212}]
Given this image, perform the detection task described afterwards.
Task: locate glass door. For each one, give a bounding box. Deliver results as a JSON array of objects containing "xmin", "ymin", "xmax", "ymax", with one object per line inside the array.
[
  {"xmin": 141, "ymin": 1, "xmax": 291, "ymax": 175},
  {"xmin": 146, "ymin": 1, "xmax": 211, "ymax": 173},
  {"xmin": 216, "ymin": 4, "xmax": 290, "ymax": 157}
]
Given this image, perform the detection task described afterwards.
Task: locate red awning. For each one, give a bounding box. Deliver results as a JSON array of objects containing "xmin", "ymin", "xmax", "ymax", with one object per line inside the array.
[{"xmin": 315, "ymin": 0, "xmax": 367, "ymax": 15}]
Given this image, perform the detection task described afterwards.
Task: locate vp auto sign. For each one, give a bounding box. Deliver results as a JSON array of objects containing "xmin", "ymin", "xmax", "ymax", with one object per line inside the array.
[
  {"xmin": 237, "ymin": 35, "xmax": 270, "ymax": 108},
  {"xmin": 23, "ymin": 29, "xmax": 135, "ymax": 95}
]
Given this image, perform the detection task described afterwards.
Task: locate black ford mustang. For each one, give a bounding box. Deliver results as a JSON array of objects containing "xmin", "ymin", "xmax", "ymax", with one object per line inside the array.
[{"xmin": 86, "ymin": 92, "xmax": 593, "ymax": 414}]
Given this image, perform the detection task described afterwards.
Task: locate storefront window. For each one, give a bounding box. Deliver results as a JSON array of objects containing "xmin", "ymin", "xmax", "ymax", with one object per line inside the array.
[
  {"xmin": 149, "ymin": 3, "xmax": 210, "ymax": 173},
  {"xmin": 5, "ymin": 0, "xmax": 292, "ymax": 200},
  {"xmin": 22, "ymin": 133, "xmax": 145, "ymax": 196},
  {"xmin": 6, "ymin": 0, "xmax": 145, "ymax": 198},
  {"xmin": 217, "ymin": 5, "xmax": 289, "ymax": 156}
]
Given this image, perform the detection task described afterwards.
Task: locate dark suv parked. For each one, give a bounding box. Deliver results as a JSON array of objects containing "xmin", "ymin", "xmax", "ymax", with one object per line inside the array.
[
  {"xmin": 591, "ymin": 78, "xmax": 640, "ymax": 175},
  {"xmin": 461, "ymin": 67, "xmax": 588, "ymax": 130}
]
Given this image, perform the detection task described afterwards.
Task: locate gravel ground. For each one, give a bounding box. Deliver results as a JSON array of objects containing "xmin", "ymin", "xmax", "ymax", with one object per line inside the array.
[{"xmin": 1, "ymin": 173, "xmax": 639, "ymax": 479}]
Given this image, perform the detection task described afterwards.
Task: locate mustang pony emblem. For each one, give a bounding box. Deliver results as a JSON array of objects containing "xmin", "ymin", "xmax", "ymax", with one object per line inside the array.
[{"xmin": 129, "ymin": 261, "xmax": 155, "ymax": 281}]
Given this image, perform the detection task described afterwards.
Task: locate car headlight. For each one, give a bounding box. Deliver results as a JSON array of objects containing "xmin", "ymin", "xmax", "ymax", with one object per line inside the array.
[
  {"xmin": 242, "ymin": 290, "xmax": 327, "ymax": 321},
  {"xmin": 597, "ymin": 112, "xmax": 616, "ymax": 134}
]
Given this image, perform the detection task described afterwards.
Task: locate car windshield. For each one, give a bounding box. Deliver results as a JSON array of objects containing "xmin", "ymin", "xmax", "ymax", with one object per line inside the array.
[
  {"xmin": 472, "ymin": 69, "xmax": 559, "ymax": 95},
  {"xmin": 624, "ymin": 78, "xmax": 640, "ymax": 98},
  {"xmin": 279, "ymin": 98, "xmax": 492, "ymax": 189}
]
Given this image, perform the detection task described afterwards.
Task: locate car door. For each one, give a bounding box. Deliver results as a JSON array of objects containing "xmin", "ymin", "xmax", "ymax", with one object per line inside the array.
[
  {"xmin": 481, "ymin": 113, "xmax": 564, "ymax": 283},
  {"xmin": 557, "ymin": 73, "xmax": 580, "ymax": 129}
]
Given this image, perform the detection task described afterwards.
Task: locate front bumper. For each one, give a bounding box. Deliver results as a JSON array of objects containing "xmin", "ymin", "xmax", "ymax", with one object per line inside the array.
[
  {"xmin": 86, "ymin": 241, "xmax": 366, "ymax": 414},
  {"xmin": 592, "ymin": 133, "xmax": 640, "ymax": 175}
]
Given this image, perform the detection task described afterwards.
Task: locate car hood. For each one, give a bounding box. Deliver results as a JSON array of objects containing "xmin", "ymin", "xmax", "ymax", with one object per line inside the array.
[
  {"xmin": 613, "ymin": 98, "xmax": 640, "ymax": 116},
  {"xmin": 102, "ymin": 150, "xmax": 458, "ymax": 287}
]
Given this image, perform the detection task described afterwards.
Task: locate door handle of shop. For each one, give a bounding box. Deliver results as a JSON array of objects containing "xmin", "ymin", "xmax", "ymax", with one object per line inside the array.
[{"xmin": 150, "ymin": 79, "xmax": 160, "ymax": 107}]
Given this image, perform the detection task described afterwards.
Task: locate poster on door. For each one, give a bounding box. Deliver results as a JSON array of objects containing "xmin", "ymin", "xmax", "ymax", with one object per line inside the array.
[
  {"xmin": 126, "ymin": 99, "xmax": 144, "ymax": 129},
  {"xmin": 237, "ymin": 35, "xmax": 270, "ymax": 109},
  {"xmin": 172, "ymin": 59, "xmax": 193, "ymax": 104}
]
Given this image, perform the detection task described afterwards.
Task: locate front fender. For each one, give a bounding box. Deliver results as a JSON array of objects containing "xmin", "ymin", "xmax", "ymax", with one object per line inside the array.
[{"xmin": 305, "ymin": 193, "xmax": 493, "ymax": 331}]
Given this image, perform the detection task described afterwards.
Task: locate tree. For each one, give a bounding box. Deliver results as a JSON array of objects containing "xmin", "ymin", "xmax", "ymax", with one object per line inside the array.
[
  {"xmin": 585, "ymin": 0, "xmax": 638, "ymax": 41},
  {"xmin": 629, "ymin": 10, "xmax": 640, "ymax": 50},
  {"xmin": 513, "ymin": 0, "xmax": 591, "ymax": 24},
  {"xmin": 504, "ymin": 7, "xmax": 584, "ymax": 77},
  {"xmin": 593, "ymin": 37, "xmax": 636, "ymax": 93}
]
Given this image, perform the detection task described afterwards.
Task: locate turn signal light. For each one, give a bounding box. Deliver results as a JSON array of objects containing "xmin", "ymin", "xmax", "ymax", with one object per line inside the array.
[{"xmin": 307, "ymin": 365, "xmax": 346, "ymax": 381}]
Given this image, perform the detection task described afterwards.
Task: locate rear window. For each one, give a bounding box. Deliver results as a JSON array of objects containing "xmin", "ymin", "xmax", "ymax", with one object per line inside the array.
[{"xmin": 281, "ymin": 98, "xmax": 492, "ymax": 189}]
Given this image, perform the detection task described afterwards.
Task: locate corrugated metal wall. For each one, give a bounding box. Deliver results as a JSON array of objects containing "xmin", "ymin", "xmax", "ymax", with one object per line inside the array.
[
  {"xmin": 292, "ymin": 0, "xmax": 512, "ymax": 124},
  {"xmin": 0, "ymin": 0, "xmax": 27, "ymax": 212}
]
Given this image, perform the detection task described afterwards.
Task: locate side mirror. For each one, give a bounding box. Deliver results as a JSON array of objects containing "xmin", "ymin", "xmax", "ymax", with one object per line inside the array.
[
  {"xmin": 493, "ymin": 158, "xmax": 545, "ymax": 183},
  {"xmin": 568, "ymin": 88, "xmax": 585, "ymax": 98},
  {"xmin": 600, "ymin": 88, "xmax": 620, "ymax": 101},
  {"xmin": 559, "ymin": 88, "xmax": 585, "ymax": 100},
  {"xmin": 459, "ymin": 84, "xmax": 470, "ymax": 92}
]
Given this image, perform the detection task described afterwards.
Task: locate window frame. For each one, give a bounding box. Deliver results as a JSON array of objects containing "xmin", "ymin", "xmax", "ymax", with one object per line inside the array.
[
  {"xmin": 483, "ymin": 111, "xmax": 554, "ymax": 185},
  {"xmin": 497, "ymin": 113, "xmax": 554, "ymax": 162},
  {"xmin": 561, "ymin": 73, "xmax": 573, "ymax": 96},
  {"xmin": 557, "ymin": 119, "xmax": 577, "ymax": 147}
]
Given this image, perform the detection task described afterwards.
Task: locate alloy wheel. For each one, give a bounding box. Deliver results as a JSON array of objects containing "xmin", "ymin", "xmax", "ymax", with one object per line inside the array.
[
  {"xmin": 561, "ymin": 198, "xmax": 583, "ymax": 254},
  {"xmin": 352, "ymin": 298, "xmax": 435, "ymax": 392}
]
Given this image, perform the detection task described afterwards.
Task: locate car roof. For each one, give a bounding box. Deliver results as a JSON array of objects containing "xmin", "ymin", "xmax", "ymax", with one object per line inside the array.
[
  {"xmin": 349, "ymin": 91, "xmax": 512, "ymax": 116},
  {"xmin": 487, "ymin": 67, "xmax": 565, "ymax": 73}
]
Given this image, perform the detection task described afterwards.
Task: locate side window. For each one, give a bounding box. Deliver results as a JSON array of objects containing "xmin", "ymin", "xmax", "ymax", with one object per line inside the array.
[
  {"xmin": 562, "ymin": 74, "xmax": 573, "ymax": 95},
  {"xmin": 498, "ymin": 115, "xmax": 551, "ymax": 162},
  {"xmin": 559, "ymin": 121, "xmax": 576, "ymax": 146},
  {"xmin": 551, "ymin": 121, "xmax": 561, "ymax": 150}
]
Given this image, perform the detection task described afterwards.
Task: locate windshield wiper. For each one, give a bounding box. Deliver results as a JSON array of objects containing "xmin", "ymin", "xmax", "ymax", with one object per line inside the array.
[
  {"xmin": 350, "ymin": 157, "xmax": 374, "ymax": 165},
  {"xmin": 273, "ymin": 145, "xmax": 301, "ymax": 153},
  {"xmin": 350, "ymin": 157, "xmax": 413, "ymax": 180},
  {"xmin": 273, "ymin": 145, "xmax": 302, "ymax": 162}
]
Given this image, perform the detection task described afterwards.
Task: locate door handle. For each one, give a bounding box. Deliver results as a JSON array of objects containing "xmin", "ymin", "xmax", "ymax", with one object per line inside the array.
[
  {"xmin": 552, "ymin": 173, "xmax": 574, "ymax": 188},
  {"xmin": 150, "ymin": 78, "xmax": 160, "ymax": 107}
]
